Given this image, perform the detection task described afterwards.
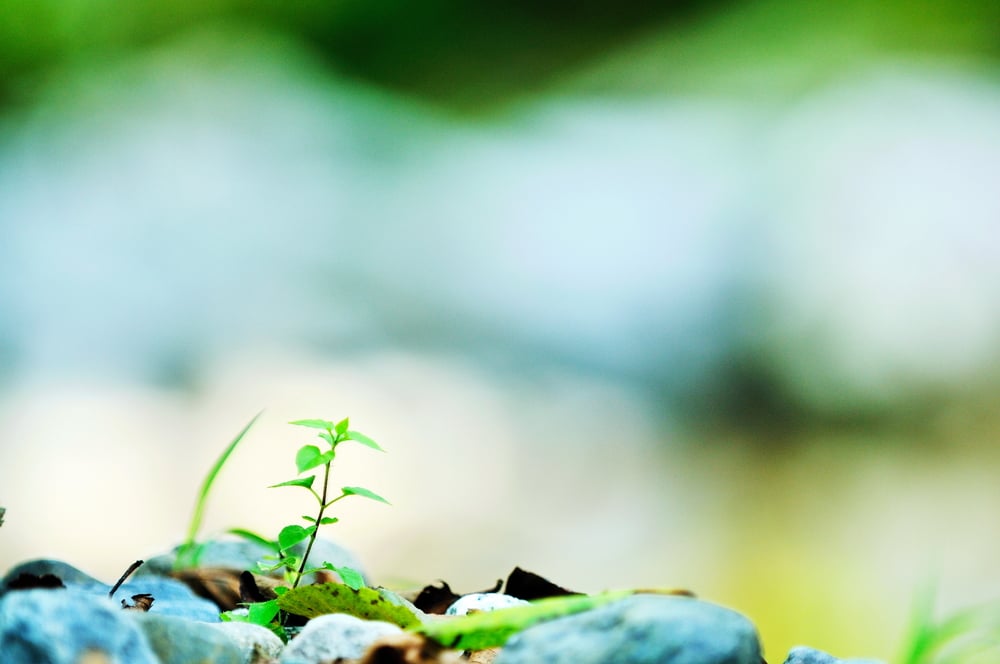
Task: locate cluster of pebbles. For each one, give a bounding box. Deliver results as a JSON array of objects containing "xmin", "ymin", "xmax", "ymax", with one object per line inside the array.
[{"xmin": 0, "ymin": 541, "xmax": 884, "ymax": 664}]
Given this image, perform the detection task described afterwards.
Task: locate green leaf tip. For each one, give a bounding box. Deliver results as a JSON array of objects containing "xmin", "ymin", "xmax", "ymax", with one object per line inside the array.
[
  {"xmin": 342, "ymin": 486, "xmax": 390, "ymax": 504},
  {"xmin": 323, "ymin": 564, "xmax": 366, "ymax": 590},
  {"xmin": 269, "ymin": 476, "xmax": 316, "ymax": 490},
  {"xmin": 344, "ymin": 430, "xmax": 384, "ymax": 452},
  {"xmin": 290, "ymin": 419, "xmax": 337, "ymax": 431}
]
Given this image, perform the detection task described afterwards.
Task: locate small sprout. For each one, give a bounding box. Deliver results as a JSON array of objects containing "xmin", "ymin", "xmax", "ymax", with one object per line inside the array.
[{"xmin": 266, "ymin": 418, "xmax": 388, "ymax": 591}]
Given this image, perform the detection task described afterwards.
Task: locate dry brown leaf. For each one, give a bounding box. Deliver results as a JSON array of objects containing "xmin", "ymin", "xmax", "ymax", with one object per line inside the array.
[
  {"xmin": 467, "ymin": 648, "xmax": 502, "ymax": 664},
  {"xmin": 357, "ymin": 632, "xmax": 464, "ymax": 664},
  {"xmin": 121, "ymin": 593, "xmax": 154, "ymax": 611}
]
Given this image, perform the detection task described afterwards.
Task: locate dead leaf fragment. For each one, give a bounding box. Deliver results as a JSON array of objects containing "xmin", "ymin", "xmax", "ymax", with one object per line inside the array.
[
  {"xmin": 413, "ymin": 579, "xmax": 502, "ymax": 615},
  {"xmin": 121, "ymin": 593, "xmax": 155, "ymax": 611},
  {"xmin": 504, "ymin": 568, "xmax": 579, "ymax": 601},
  {"xmin": 358, "ymin": 632, "xmax": 464, "ymax": 664},
  {"xmin": 468, "ymin": 648, "xmax": 502, "ymax": 664}
]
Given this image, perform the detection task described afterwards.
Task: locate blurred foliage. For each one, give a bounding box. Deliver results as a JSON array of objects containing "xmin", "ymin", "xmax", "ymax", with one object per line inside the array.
[
  {"xmin": 2, "ymin": 0, "xmax": 998, "ymax": 112},
  {"xmin": 567, "ymin": 0, "xmax": 1000, "ymax": 99},
  {"xmin": 0, "ymin": 0, "xmax": 721, "ymax": 110}
]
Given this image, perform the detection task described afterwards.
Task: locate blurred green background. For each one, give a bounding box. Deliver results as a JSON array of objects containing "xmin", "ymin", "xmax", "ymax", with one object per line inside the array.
[{"xmin": 2, "ymin": 1, "xmax": 1000, "ymax": 661}]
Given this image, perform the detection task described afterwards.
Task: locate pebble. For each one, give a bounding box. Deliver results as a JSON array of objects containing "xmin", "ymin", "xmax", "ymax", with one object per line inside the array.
[
  {"xmin": 783, "ymin": 645, "xmax": 886, "ymax": 664},
  {"xmin": 211, "ymin": 621, "xmax": 285, "ymax": 664},
  {"xmin": 1, "ymin": 558, "xmax": 220, "ymax": 621},
  {"xmin": 0, "ymin": 557, "xmax": 885, "ymax": 664},
  {"xmin": 279, "ymin": 612, "xmax": 403, "ymax": 664},
  {"xmin": 140, "ymin": 537, "xmax": 370, "ymax": 584},
  {"xmin": 133, "ymin": 612, "xmax": 243, "ymax": 664},
  {"xmin": 0, "ymin": 588, "xmax": 159, "ymax": 664},
  {"xmin": 494, "ymin": 594, "xmax": 762, "ymax": 664},
  {"xmin": 0, "ymin": 558, "xmax": 103, "ymax": 593},
  {"xmin": 447, "ymin": 593, "xmax": 530, "ymax": 615}
]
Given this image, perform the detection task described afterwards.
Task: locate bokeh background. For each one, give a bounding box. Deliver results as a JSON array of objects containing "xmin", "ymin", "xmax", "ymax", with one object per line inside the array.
[{"xmin": 2, "ymin": 1, "xmax": 1000, "ymax": 660}]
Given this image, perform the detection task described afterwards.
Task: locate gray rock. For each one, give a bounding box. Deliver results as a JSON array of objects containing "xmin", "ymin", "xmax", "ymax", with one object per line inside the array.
[
  {"xmin": 211, "ymin": 621, "xmax": 285, "ymax": 664},
  {"xmin": 0, "ymin": 588, "xmax": 158, "ymax": 664},
  {"xmin": 133, "ymin": 612, "xmax": 242, "ymax": 664},
  {"xmin": 495, "ymin": 594, "xmax": 761, "ymax": 664},
  {"xmin": 141, "ymin": 537, "xmax": 368, "ymax": 584},
  {"xmin": 783, "ymin": 645, "xmax": 885, "ymax": 664},
  {"xmin": 105, "ymin": 576, "xmax": 222, "ymax": 621},
  {"xmin": 1, "ymin": 557, "xmax": 220, "ymax": 620},
  {"xmin": 279, "ymin": 613, "xmax": 402, "ymax": 664},
  {"xmin": 1, "ymin": 559, "xmax": 103, "ymax": 595}
]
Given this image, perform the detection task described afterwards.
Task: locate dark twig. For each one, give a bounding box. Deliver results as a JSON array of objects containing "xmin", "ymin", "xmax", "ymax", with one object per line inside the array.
[{"xmin": 108, "ymin": 560, "xmax": 144, "ymax": 599}]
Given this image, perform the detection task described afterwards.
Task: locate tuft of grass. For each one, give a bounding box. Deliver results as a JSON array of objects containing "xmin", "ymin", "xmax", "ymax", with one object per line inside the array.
[
  {"xmin": 900, "ymin": 581, "xmax": 1000, "ymax": 664},
  {"xmin": 174, "ymin": 411, "xmax": 262, "ymax": 570}
]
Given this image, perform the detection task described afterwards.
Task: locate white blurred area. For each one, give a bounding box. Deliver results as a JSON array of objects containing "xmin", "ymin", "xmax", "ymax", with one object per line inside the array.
[{"xmin": 2, "ymin": 36, "xmax": 1000, "ymax": 660}]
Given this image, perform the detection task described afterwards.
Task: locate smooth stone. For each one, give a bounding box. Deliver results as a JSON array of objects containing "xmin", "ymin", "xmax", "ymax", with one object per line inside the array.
[
  {"xmin": 0, "ymin": 559, "xmax": 103, "ymax": 595},
  {"xmin": 133, "ymin": 612, "xmax": 242, "ymax": 664},
  {"xmin": 0, "ymin": 588, "xmax": 158, "ymax": 664},
  {"xmin": 106, "ymin": 576, "xmax": 222, "ymax": 621},
  {"xmin": 279, "ymin": 613, "xmax": 402, "ymax": 664},
  {"xmin": 1, "ymin": 557, "xmax": 219, "ymax": 620},
  {"xmin": 141, "ymin": 537, "xmax": 369, "ymax": 583},
  {"xmin": 446, "ymin": 593, "xmax": 530, "ymax": 615},
  {"xmin": 495, "ymin": 595, "xmax": 762, "ymax": 664},
  {"xmin": 211, "ymin": 621, "xmax": 285, "ymax": 664},
  {"xmin": 783, "ymin": 646, "xmax": 886, "ymax": 664}
]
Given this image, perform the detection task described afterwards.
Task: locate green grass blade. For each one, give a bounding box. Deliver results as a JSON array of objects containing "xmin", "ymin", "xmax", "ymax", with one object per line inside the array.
[
  {"xmin": 900, "ymin": 580, "xmax": 939, "ymax": 664},
  {"xmin": 175, "ymin": 411, "xmax": 262, "ymax": 569}
]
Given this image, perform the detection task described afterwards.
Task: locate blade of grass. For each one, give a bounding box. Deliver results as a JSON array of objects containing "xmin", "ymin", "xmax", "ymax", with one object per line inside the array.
[
  {"xmin": 900, "ymin": 579, "xmax": 939, "ymax": 664},
  {"xmin": 175, "ymin": 411, "xmax": 262, "ymax": 569}
]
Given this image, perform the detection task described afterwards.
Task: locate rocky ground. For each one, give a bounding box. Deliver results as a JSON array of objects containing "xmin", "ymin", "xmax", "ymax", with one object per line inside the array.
[{"xmin": 0, "ymin": 539, "xmax": 886, "ymax": 664}]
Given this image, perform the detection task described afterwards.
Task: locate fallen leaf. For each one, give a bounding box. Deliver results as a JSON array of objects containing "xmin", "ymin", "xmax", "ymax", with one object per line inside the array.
[
  {"xmin": 413, "ymin": 579, "xmax": 502, "ymax": 615},
  {"xmin": 121, "ymin": 593, "xmax": 155, "ymax": 611},
  {"xmin": 503, "ymin": 568, "xmax": 579, "ymax": 601},
  {"xmin": 240, "ymin": 570, "xmax": 279, "ymax": 603},
  {"xmin": 412, "ymin": 589, "xmax": 693, "ymax": 651},
  {"xmin": 358, "ymin": 632, "xmax": 464, "ymax": 664},
  {"xmin": 468, "ymin": 648, "xmax": 502, "ymax": 664},
  {"xmin": 278, "ymin": 582, "xmax": 421, "ymax": 628}
]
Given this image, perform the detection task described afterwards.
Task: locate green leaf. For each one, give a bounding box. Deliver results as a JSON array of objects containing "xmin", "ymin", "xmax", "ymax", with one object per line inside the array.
[
  {"xmin": 335, "ymin": 418, "xmax": 350, "ymax": 435},
  {"xmin": 344, "ymin": 430, "xmax": 384, "ymax": 452},
  {"xmin": 247, "ymin": 599, "xmax": 281, "ymax": 626},
  {"xmin": 269, "ymin": 476, "xmax": 315, "ymax": 490},
  {"xmin": 295, "ymin": 445, "xmax": 324, "ymax": 473},
  {"xmin": 318, "ymin": 431, "xmax": 335, "ymax": 446},
  {"xmin": 323, "ymin": 564, "xmax": 365, "ymax": 590},
  {"xmin": 290, "ymin": 419, "xmax": 336, "ymax": 431},
  {"xmin": 342, "ymin": 486, "xmax": 390, "ymax": 504},
  {"xmin": 278, "ymin": 582, "xmax": 420, "ymax": 628},
  {"xmin": 278, "ymin": 524, "xmax": 314, "ymax": 551},
  {"xmin": 412, "ymin": 590, "xmax": 692, "ymax": 650},
  {"xmin": 319, "ymin": 517, "xmax": 339, "ymax": 525}
]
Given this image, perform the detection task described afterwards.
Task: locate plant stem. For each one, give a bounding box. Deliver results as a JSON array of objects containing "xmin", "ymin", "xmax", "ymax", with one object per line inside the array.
[{"xmin": 293, "ymin": 449, "xmax": 334, "ymax": 588}]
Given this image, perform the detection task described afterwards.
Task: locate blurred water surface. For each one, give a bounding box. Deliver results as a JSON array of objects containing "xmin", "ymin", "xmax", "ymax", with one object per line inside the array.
[{"xmin": 2, "ymin": 7, "xmax": 1000, "ymax": 661}]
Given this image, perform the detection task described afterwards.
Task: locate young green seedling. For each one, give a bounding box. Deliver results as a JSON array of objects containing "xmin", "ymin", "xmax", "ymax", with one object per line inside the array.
[{"xmin": 259, "ymin": 417, "xmax": 389, "ymax": 590}]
